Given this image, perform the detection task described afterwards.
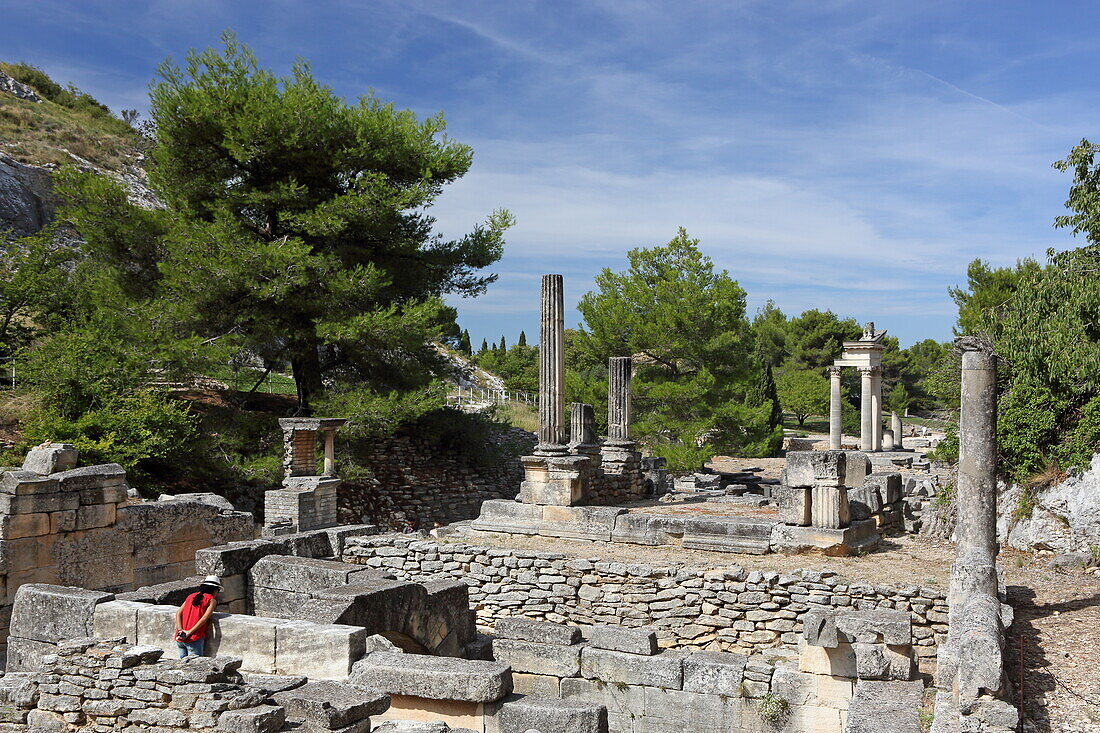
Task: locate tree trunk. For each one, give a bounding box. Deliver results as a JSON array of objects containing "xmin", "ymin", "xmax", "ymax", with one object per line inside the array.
[{"xmin": 290, "ymin": 342, "xmax": 324, "ymax": 415}]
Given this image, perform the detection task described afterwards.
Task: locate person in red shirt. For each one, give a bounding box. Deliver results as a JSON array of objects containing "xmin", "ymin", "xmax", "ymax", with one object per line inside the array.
[{"xmin": 174, "ymin": 575, "xmax": 221, "ymax": 658}]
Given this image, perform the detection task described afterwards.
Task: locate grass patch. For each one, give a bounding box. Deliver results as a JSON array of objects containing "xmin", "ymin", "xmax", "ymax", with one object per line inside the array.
[
  {"xmin": 491, "ymin": 401, "xmax": 539, "ymax": 433},
  {"xmin": 208, "ymin": 366, "xmax": 297, "ymax": 396},
  {"xmin": 781, "ymin": 413, "xmax": 828, "ymax": 433},
  {"xmin": 0, "ymin": 91, "xmax": 140, "ymax": 170}
]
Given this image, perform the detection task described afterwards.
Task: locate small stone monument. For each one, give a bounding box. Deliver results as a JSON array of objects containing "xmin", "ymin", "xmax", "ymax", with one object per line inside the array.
[{"xmin": 263, "ymin": 417, "xmax": 346, "ymax": 535}]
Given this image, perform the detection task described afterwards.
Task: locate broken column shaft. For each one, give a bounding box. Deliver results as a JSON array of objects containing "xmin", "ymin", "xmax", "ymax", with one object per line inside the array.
[
  {"xmin": 956, "ymin": 338, "xmax": 998, "ymax": 563},
  {"xmin": 537, "ymin": 274, "xmax": 567, "ymax": 455},
  {"xmin": 607, "ymin": 357, "xmax": 632, "ymax": 444}
]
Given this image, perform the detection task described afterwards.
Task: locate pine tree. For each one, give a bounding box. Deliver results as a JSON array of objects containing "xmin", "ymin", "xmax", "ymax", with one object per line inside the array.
[
  {"xmin": 517, "ymin": 330, "xmax": 527, "ymax": 347},
  {"xmin": 480, "ymin": 338, "xmax": 489, "ymax": 354},
  {"xmin": 458, "ymin": 329, "xmax": 472, "ymax": 356},
  {"xmin": 499, "ymin": 336, "xmax": 506, "ymax": 351},
  {"xmin": 120, "ymin": 34, "xmax": 515, "ymax": 410}
]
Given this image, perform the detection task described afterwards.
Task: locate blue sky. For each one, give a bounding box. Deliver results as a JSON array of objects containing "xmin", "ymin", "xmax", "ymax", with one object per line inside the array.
[{"xmin": 1, "ymin": 1, "xmax": 1095, "ymax": 348}]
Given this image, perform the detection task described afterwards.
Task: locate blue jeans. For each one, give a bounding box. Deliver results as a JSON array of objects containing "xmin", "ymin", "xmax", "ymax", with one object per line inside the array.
[{"xmin": 177, "ymin": 638, "xmax": 204, "ymax": 658}]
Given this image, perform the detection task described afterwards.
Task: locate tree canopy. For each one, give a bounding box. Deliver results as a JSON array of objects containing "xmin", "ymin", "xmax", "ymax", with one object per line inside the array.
[
  {"xmin": 572, "ymin": 229, "xmax": 782, "ymax": 469},
  {"xmin": 93, "ymin": 33, "xmax": 513, "ymax": 411}
]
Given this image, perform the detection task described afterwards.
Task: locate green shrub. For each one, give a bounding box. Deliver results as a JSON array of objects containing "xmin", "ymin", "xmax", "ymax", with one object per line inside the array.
[
  {"xmin": 755, "ymin": 692, "xmax": 790, "ymax": 726},
  {"xmin": 926, "ymin": 423, "xmax": 959, "ymax": 463},
  {"xmin": 651, "ymin": 441, "xmax": 714, "ymax": 473},
  {"xmin": 22, "ymin": 389, "xmax": 198, "ymax": 487}
]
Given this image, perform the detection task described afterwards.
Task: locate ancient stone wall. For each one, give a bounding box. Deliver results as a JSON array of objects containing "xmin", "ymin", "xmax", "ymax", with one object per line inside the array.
[
  {"xmin": 0, "ymin": 460, "xmax": 254, "ymax": 642},
  {"xmin": 338, "ymin": 428, "xmax": 533, "ymax": 529},
  {"xmin": 0, "ymin": 637, "xmax": 390, "ymax": 733},
  {"xmin": 341, "ymin": 535, "xmax": 948, "ymax": 661}
]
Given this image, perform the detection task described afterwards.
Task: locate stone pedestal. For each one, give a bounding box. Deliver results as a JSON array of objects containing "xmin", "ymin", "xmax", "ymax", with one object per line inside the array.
[
  {"xmin": 266, "ymin": 417, "xmax": 347, "ymax": 534},
  {"xmin": 882, "ymin": 429, "xmax": 895, "ymax": 452},
  {"xmin": 264, "ymin": 476, "xmax": 341, "ymax": 534},
  {"xmin": 811, "ymin": 485, "xmax": 850, "ymax": 529},
  {"xmin": 518, "ymin": 455, "xmax": 590, "ymax": 506}
]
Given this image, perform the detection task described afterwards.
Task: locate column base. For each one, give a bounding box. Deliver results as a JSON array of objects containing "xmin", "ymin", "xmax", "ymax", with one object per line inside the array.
[{"xmin": 518, "ymin": 454, "xmax": 590, "ymax": 506}]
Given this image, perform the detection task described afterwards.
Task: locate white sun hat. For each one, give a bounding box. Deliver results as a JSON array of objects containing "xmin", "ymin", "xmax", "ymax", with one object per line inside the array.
[{"xmin": 202, "ymin": 575, "xmax": 223, "ymax": 589}]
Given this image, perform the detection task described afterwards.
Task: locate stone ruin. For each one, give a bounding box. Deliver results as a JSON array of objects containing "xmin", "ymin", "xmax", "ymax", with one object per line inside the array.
[{"xmin": 0, "ymin": 334, "xmax": 1017, "ymax": 732}]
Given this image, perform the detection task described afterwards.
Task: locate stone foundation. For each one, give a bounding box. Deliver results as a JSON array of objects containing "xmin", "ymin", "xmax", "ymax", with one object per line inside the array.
[{"xmin": 342, "ymin": 535, "xmax": 948, "ymax": 660}]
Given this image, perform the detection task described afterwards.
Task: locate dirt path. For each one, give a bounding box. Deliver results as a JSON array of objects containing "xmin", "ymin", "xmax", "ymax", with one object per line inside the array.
[{"xmin": 1003, "ymin": 553, "xmax": 1100, "ymax": 732}]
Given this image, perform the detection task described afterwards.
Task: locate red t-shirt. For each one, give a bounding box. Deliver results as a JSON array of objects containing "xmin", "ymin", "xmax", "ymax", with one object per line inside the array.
[{"xmin": 179, "ymin": 592, "xmax": 214, "ymax": 641}]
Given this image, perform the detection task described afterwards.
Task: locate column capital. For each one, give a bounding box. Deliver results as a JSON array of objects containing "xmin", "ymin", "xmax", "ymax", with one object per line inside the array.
[
  {"xmin": 826, "ymin": 365, "xmax": 843, "ymax": 377},
  {"xmin": 857, "ymin": 365, "xmax": 881, "ymax": 376}
]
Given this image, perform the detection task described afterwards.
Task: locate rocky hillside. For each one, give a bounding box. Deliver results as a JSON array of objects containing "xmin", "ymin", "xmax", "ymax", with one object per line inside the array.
[{"xmin": 0, "ymin": 64, "xmax": 159, "ymax": 236}]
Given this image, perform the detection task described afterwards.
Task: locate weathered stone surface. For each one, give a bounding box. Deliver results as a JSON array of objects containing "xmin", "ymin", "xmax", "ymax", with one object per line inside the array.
[
  {"xmin": 811, "ymin": 485, "xmax": 850, "ymax": 529},
  {"xmin": 158, "ymin": 492, "xmax": 236, "ymax": 512},
  {"xmin": 5, "ymin": 637, "xmax": 56, "ymax": 672},
  {"xmin": 494, "ymin": 617, "xmax": 581, "ymax": 646},
  {"xmin": 493, "ymin": 638, "xmax": 581, "ymax": 677},
  {"xmin": 803, "ymin": 609, "xmax": 840, "ymax": 648},
  {"xmin": 777, "ymin": 485, "xmax": 811, "ymax": 526},
  {"xmin": 196, "ymin": 540, "xmax": 284, "ymax": 577},
  {"xmin": 250, "ymin": 555, "xmax": 376, "ymax": 593},
  {"xmin": 588, "ymin": 625, "xmax": 658, "ymax": 655},
  {"xmin": 786, "ymin": 451, "xmax": 847, "ymax": 488},
  {"xmin": 274, "ymin": 620, "xmax": 366, "ymax": 680},
  {"xmin": 93, "ymin": 599, "xmax": 145, "ymax": 642},
  {"xmin": 682, "ymin": 651, "xmax": 748, "ymax": 696},
  {"xmin": 273, "ymin": 680, "xmax": 389, "ymax": 727},
  {"xmin": 844, "ymin": 679, "xmax": 923, "ymax": 733},
  {"xmin": 0, "ymin": 153, "xmax": 55, "ymax": 236},
  {"xmin": 847, "ymin": 486, "xmax": 883, "ymax": 521},
  {"xmin": 865, "ymin": 473, "xmax": 902, "ymax": 505},
  {"xmin": 853, "ymin": 642, "xmax": 914, "ymax": 681},
  {"xmin": 350, "ymin": 652, "xmax": 512, "ymax": 703},
  {"xmin": 216, "ymin": 704, "xmax": 286, "ymax": 733},
  {"xmin": 0, "ymin": 470, "xmax": 58, "ymax": 495},
  {"xmin": 9, "ymin": 584, "xmax": 113, "ymax": 643},
  {"xmin": 22, "ymin": 444, "xmax": 78, "ymax": 476},
  {"xmin": 496, "ymin": 696, "xmax": 608, "ymax": 733},
  {"xmin": 206, "ymin": 613, "xmax": 283, "ymax": 673},
  {"xmin": 471, "ymin": 499, "xmax": 543, "ymax": 535},
  {"xmin": 579, "ymin": 647, "xmax": 683, "ymax": 689},
  {"xmin": 836, "ymin": 609, "xmax": 912, "ymax": 645},
  {"xmin": 52, "ymin": 464, "xmax": 126, "ymax": 491}
]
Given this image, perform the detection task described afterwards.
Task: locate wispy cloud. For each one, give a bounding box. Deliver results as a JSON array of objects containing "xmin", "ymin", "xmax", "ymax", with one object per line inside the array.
[{"xmin": 0, "ymin": 0, "xmax": 1092, "ymax": 346}]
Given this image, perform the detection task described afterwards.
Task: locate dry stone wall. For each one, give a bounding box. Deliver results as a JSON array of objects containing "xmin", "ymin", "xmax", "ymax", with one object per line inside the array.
[
  {"xmin": 338, "ymin": 428, "xmax": 533, "ymax": 530},
  {"xmin": 342, "ymin": 535, "xmax": 948, "ymax": 661},
  {"xmin": 0, "ymin": 637, "xmax": 390, "ymax": 733}
]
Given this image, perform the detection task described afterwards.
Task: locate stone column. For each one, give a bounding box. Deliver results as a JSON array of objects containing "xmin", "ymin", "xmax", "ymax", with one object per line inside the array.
[
  {"xmin": 322, "ymin": 429, "xmax": 336, "ymax": 476},
  {"xmin": 827, "ymin": 366, "xmax": 843, "ymax": 450},
  {"xmin": 570, "ymin": 402, "xmax": 596, "ymax": 446},
  {"xmin": 871, "ymin": 368, "xmax": 883, "ymax": 451},
  {"xmin": 537, "ymin": 274, "xmax": 567, "ymax": 455},
  {"xmin": 882, "ymin": 429, "xmax": 895, "ymax": 451},
  {"xmin": 891, "ymin": 411, "xmax": 903, "ymax": 449},
  {"xmin": 858, "ymin": 367, "xmax": 874, "ymax": 452},
  {"xmin": 607, "ymin": 357, "xmax": 633, "ymax": 444},
  {"xmin": 956, "ymin": 337, "xmax": 998, "ymax": 563}
]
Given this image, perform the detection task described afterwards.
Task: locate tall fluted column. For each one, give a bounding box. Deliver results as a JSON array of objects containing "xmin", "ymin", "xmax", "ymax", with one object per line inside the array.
[
  {"xmin": 607, "ymin": 357, "xmax": 633, "ymax": 444},
  {"xmin": 827, "ymin": 366, "xmax": 843, "ymax": 450},
  {"xmin": 957, "ymin": 337, "xmax": 998, "ymax": 563},
  {"xmin": 537, "ymin": 274, "xmax": 566, "ymax": 455},
  {"xmin": 871, "ymin": 368, "xmax": 883, "ymax": 451},
  {"xmin": 859, "ymin": 366, "xmax": 874, "ymax": 452}
]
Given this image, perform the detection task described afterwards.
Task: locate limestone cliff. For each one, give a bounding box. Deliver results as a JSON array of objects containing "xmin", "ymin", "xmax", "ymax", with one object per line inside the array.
[{"xmin": 997, "ymin": 452, "xmax": 1100, "ymax": 554}]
